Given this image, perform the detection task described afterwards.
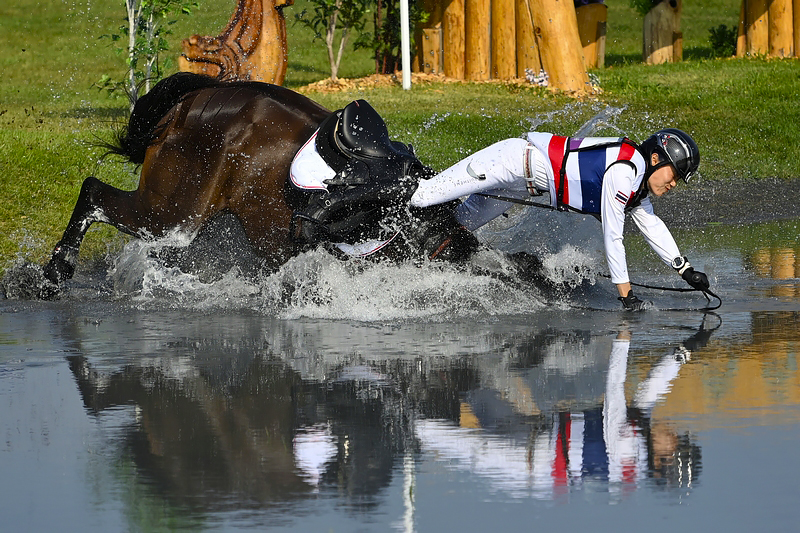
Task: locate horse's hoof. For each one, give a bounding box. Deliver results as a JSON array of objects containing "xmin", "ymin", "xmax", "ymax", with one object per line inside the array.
[
  {"xmin": 43, "ymin": 254, "xmax": 75, "ymax": 285},
  {"xmin": 37, "ymin": 281, "xmax": 62, "ymax": 301}
]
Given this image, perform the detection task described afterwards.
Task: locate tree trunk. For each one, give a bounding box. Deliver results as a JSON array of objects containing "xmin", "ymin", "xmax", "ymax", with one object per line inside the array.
[
  {"xmin": 491, "ymin": 0, "xmax": 516, "ymax": 79},
  {"xmin": 769, "ymin": 0, "xmax": 794, "ymax": 57},
  {"xmin": 795, "ymin": 0, "xmax": 800, "ymax": 57},
  {"xmin": 740, "ymin": 0, "xmax": 770, "ymax": 55},
  {"xmin": 575, "ymin": 3, "xmax": 607, "ymax": 69},
  {"xmin": 443, "ymin": 0, "xmax": 466, "ymax": 79},
  {"xmin": 465, "ymin": 0, "xmax": 490, "ymax": 80},
  {"xmin": 643, "ymin": 0, "xmax": 682, "ymax": 65},
  {"xmin": 528, "ymin": 0, "xmax": 590, "ymax": 93},
  {"xmin": 515, "ymin": 0, "xmax": 542, "ymax": 78}
]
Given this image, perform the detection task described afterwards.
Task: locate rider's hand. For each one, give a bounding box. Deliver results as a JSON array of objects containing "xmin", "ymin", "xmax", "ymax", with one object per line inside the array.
[
  {"xmin": 672, "ymin": 256, "xmax": 710, "ymax": 291},
  {"xmin": 618, "ymin": 291, "xmax": 649, "ymax": 312},
  {"xmin": 682, "ymin": 267, "xmax": 710, "ymax": 291}
]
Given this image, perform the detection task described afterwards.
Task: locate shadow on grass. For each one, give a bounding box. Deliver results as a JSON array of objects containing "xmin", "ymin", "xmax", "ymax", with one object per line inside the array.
[{"xmin": 603, "ymin": 47, "xmax": 723, "ymax": 68}]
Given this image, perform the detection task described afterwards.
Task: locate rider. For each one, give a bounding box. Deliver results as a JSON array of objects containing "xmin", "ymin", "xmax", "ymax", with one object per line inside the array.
[{"xmin": 408, "ymin": 128, "xmax": 711, "ymax": 310}]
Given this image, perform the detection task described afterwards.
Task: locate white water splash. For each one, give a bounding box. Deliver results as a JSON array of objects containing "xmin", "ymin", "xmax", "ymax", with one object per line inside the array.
[{"xmin": 104, "ymin": 234, "xmax": 552, "ymax": 320}]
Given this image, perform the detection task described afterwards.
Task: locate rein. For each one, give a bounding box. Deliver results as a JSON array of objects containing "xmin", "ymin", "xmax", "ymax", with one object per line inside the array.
[
  {"xmin": 600, "ymin": 274, "xmax": 723, "ymax": 311},
  {"xmin": 477, "ymin": 193, "xmax": 556, "ymax": 210}
]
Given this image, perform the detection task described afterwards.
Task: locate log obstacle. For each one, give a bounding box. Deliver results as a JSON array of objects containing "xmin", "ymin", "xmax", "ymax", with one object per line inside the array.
[
  {"xmin": 737, "ymin": 0, "xmax": 799, "ymax": 58},
  {"xmin": 179, "ymin": 0, "xmax": 292, "ymax": 84},
  {"xmin": 414, "ymin": 0, "xmax": 593, "ymax": 93},
  {"xmin": 643, "ymin": 0, "xmax": 682, "ymax": 65},
  {"xmin": 576, "ymin": 3, "xmax": 607, "ymax": 69}
]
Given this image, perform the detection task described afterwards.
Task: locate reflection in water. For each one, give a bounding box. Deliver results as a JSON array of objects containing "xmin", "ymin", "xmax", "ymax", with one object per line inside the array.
[
  {"xmin": 417, "ymin": 320, "xmax": 714, "ymax": 501},
  {"xmin": 749, "ymin": 246, "xmax": 800, "ymax": 298},
  {"xmin": 656, "ymin": 311, "xmax": 800, "ymax": 427},
  {"xmin": 61, "ymin": 313, "xmax": 722, "ymax": 523}
]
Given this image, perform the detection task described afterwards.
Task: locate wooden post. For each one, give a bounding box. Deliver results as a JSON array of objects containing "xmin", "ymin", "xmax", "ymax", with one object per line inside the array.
[
  {"xmin": 737, "ymin": 0, "xmax": 747, "ymax": 56},
  {"xmin": 575, "ymin": 3, "xmax": 607, "ymax": 69},
  {"xmin": 515, "ymin": 0, "xmax": 542, "ymax": 77},
  {"xmin": 643, "ymin": 0, "xmax": 682, "ymax": 65},
  {"xmin": 179, "ymin": 0, "xmax": 292, "ymax": 84},
  {"xmin": 443, "ymin": 0, "xmax": 466, "ymax": 78},
  {"xmin": 769, "ymin": 0, "xmax": 794, "ymax": 57},
  {"xmin": 492, "ymin": 0, "xmax": 517, "ymax": 78},
  {"xmin": 528, "ymin": 0, "xmax": 590, "ymax": 93},
  {"xmin": 414, "ymin": 0, "xmax": 443, "ymax": 72},
  {"xmin": 742, "ymin": 0, "xmax": 770, "ymax": 55},
  {"xmin": 465, "ymin": 0, "xmax": 491, "ymax": 80},
  {"xmin": 794, "ymin": 0, "xmax": 800, "ymax": 57},
  {"xmin": 421, "ymin": 28, "xmax": 444, "ymax": 73}
]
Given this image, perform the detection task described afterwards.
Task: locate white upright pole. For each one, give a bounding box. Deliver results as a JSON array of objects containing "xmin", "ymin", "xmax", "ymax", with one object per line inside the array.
[{"xmin": 400, "ymin": 0, "xmax": 411, "ymax": 90}]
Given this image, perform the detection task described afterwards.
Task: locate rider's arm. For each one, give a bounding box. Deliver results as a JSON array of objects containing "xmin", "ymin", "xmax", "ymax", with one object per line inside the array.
[
  {"xmin": 600, "ymin": 164, "xmax": 634, "ymax": 296},
  {"xmin": 629, "ymin": 198, "xmax": 681, "ymax": 265}
]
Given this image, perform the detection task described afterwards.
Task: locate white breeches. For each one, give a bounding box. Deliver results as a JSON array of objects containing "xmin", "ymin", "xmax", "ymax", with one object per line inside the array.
[{"xmin": 409, "ymin": 138, "xmax": 549, "ymax": 231}]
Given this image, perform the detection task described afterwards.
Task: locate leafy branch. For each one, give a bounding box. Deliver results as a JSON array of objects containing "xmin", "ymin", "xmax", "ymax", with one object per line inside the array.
[
  {"xmin": 295, "ymin": 0, "xmax": 372, "ymax": 82},
  {"xmin": 96, "ymin": 0, "xmax": 197, "ymax": 110}
]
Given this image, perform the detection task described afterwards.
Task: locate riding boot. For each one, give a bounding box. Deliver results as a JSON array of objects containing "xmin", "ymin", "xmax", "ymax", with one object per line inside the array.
[{"xmin": 405, "ymin": 203, "xmax": 479, "ymax": 262}]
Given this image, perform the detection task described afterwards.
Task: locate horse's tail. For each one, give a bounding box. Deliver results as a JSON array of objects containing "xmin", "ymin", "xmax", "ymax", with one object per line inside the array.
[{"xmin": 107, "ymin": 73, "xmax": 223, "ymax": 164}]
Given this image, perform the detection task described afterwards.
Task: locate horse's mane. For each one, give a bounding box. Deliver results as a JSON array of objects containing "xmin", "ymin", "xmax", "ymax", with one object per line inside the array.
[{"xmin": 108, "ymin": 73, "xmax": 229, "ymax": 165}]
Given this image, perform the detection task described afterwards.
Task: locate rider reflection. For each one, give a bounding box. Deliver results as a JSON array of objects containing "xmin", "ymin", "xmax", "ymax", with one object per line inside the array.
[{"xmin": 417, "ymin": 316, "xmax": 717, "ymax": 498}]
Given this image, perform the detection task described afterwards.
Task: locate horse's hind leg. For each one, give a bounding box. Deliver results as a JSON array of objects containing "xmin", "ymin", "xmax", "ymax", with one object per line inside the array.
[{"xmin": 44, "ymin": 176, "xmax": 136, "ymax": 284}]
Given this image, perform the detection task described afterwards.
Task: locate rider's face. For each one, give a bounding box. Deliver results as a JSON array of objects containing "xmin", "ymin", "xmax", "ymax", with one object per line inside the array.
[{"xmin": 647, "ymin": 154, "xmax": 678, "ymax": 197}]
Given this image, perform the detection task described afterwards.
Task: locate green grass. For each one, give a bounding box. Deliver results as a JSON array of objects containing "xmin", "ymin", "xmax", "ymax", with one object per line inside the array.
[{"xmin": 1, "ymin": 0, "xmax": 797, "ymax": 267}]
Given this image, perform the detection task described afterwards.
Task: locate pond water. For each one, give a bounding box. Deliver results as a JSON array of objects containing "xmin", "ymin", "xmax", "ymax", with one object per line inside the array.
[{"xmin": 1, "ymin": 213, "xmax": 799, "ymax": 532}]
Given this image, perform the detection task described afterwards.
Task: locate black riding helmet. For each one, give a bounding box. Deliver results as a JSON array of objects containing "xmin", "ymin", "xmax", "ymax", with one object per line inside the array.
[{"xmin": 639, "ymin": 128, "xmax": 700, "ymax": 183}]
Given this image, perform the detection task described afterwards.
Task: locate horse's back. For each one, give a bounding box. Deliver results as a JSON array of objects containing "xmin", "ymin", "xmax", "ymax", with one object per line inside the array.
[{"xmin": 137, "ymin": 79, "xmax": 331, "ymax": 262}]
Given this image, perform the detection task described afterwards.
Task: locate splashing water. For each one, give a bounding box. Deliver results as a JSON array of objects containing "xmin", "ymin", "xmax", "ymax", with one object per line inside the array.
[
  {"xmin": 101, "ymin": 233, "xmax": 565, "ymax": 320},
  {"xmin": 523, "ymin": 102, "xmax": 628, "ymax": 138},
  {"xmin": 572, "ymin": 105, "xmax": 627, "ymax": 138}
]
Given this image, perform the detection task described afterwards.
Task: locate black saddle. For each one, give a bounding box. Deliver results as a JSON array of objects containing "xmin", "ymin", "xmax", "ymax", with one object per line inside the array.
[
  {"xmin": 315, "ymin": 100, "xmax": 418, "ymax": 175},
  {"xmin": 289, "ymin": 100, "xmax": 438, "ymax": 246}
]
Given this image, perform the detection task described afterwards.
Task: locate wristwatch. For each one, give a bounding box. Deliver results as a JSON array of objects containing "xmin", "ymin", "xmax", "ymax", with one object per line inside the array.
[{"xmin": 671, "ymin": 256, "xmax": 691, "ymax": 274}]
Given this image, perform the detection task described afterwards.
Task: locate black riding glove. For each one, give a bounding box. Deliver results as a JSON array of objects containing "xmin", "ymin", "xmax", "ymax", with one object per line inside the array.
[
  {"xmin": 682, "ymin": 267, "xmax": 709, "ymax": 291},
  {"xmin": 672, "ymin": 256, "xmax": 710, "ymax": 291},
  {"xmin": 618, "ymin": 290, "xmax": 649, "ymax": 311}
]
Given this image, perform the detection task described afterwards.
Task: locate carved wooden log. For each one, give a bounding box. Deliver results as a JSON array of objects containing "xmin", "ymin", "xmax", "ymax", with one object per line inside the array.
[
  {"xmin": 643, "ymin": 0, "xmax": 682, "ymax": 65},
  {"xmin": 179, "ymin": 0, "xmax": 292, "ymax": 85},
  {"xmin": 528, "ymin": 0, "xmax": 590, "ymax": 92},
  {"xmin": 576, "ymin": 3, "xmax": 606, "ymax": 68}
]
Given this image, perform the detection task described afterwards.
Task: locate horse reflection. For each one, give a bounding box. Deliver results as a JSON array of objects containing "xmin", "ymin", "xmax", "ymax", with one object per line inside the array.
[{"xmin": 67, "ymin": 351, "xmax": 410, "ymax": 509}]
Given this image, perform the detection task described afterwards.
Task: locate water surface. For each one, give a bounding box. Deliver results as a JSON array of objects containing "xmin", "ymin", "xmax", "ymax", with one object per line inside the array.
[{"xmin": 2, "ymin": 216, "xmax": 799, "ymax": 532}]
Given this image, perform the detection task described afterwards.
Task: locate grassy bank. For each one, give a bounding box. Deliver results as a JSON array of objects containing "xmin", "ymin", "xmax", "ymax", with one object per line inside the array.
[{"xmin": 1, "ymin": 0, "xmax": 797, "ymax": 266}]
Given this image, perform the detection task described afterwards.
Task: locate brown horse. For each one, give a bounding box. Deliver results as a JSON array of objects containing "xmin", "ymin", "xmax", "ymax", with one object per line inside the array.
[{"xmin": 42, "ymin": 73, "xmax": 480, "ymax": 288}]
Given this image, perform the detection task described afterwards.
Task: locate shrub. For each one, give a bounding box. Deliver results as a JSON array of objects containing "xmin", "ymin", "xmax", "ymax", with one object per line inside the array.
[{"xmin": 708, "ymin": 24, "xmax": 737, "ymax": 58}]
